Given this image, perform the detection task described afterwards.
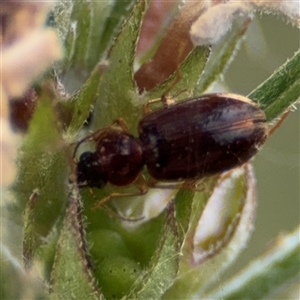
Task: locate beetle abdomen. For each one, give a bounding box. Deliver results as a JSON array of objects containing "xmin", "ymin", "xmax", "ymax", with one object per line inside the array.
[{"xmin": 139, "ymin": 94, "xmax": 268, "ymax": 180}]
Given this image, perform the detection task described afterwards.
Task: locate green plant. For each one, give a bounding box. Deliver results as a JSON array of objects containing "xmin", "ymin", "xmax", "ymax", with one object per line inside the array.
[{"xmin": 1, "ymin": 1, "xmax": 299, "ymax": 299}]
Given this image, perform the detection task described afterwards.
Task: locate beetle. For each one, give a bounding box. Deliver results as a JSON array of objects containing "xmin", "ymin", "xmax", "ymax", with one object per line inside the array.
[{"xmin": 74, "ymin": 93, "xmax": 268, "ymax": 206}]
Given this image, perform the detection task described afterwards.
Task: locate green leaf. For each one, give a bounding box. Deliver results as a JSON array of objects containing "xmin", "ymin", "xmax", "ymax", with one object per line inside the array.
[
  {"xmin": 248, "ymin": 49, "xmax": 300, "ymax": 121},
  {"xmin": 119, "ymin": 210, "xmax": 167, "ymax": 266},
  {"xmin": 146, "ymin": 46, "xmax": 210, "ymax": 100},
  {"xmin": 195, "ymin": 18, "xmax": 250, "ymax": 94},
  {"xmin": 97, "ymin": 0, "xmax": 137, "ymax": 59},
  {"xmin": 82, "ymin": 204, "xmax": 167, "ymax": 299},
  {"xmin": 67, "ymin": 62, "xmax": 108, "ymax": 134},
  {"xmin": 37, "ymin": 226, "xmax": 62, "ymax": 282},
  {"xmin": 206, "ymin": 225, "xmax": 300, "ymax": 299},
  {"xmin": 22, "ymin": 189, "xmax": 40, "ymax": 270},
  {"xmin": 163, "ymin": 166, "xmax": 257, "ymax": 299},
  {"xmin": 55, "ymin": 1, "xmax": 112, "ymax": 73},
  {"xmin": 66, "ymin": 1, "xmax": 93, "ymax": 70},
  {"xmin": 50, "ymin": 187, "xmax": 102, "ymax": 300},
  {"xmin": 53, "ymin": 1, "xmax": 136, "ymax": 83},
  {"xmin": 174, "ymin": 176, "xmax": 220, "ymax": 241},
  {"xmin": 265, "ymin": 79, "xmax": 300, "ymax": 121},
  {"xmin": 129, "ymin": 203, "xmax": 180, "ymax": 299},
  {"xmin": 174, "ymin": 189, "xmax": 195, "ymax": 241},
  {"xmin": 12, "ymin": 88, "xmax": 68, "ymax": 239},
  {"xmin": 81, "ymin": 197, "xmax": 169, "ymax": 299},
  {"xmin": 95, "ymin": 256, "xmax": 142, "ymax": 300},
  {"xmin": 92, "ymin": 0, "xmax": 146, "ymax": 132},
  {"xmin": 88, "ymin": 229, "xmax": 132, "ymax": 262}
]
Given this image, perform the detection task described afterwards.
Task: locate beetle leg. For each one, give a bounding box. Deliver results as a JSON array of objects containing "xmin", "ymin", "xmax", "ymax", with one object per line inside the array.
[
  {"xmin": 143, "ymin": 97, "xmax": 164, "ymax": 114},
  {"xmin": 147, "ymin": 178, "xmax": 185, "ymax": 191},
  {"xmin": 92, "ymin": 189, "xmax": 148, "ymax": 211},
  {"xmin": 142, "ymin": 73, "xmax": 188, "ymax": 115},
  {"xmin": 143, "ymin": 95, "xmax": 177, "ymax": 114},
  {"xmin": 133, "ymin": 173, "xmax": 148, "ymax": 193},
  {"xmin": 268, "ymin": 110, "xmax": 290, "ymax": 135},
  {"xmin": 146, "ymin": 176, "xmax": 179, "ymax": 190},
  {"xmin": 83, "ymin": 188, "xmax": 142, "ymax": 221},
  {"xmin": 92, "ymin": 173, "xmax": 148, "ymax": 210},
  {"xmin": 183, "ymin": 179, "xmax": 205, "ymax": 193},
  {"xmin": 72, "ymin": 128, "xmax": 109, "ymax": 160},
  {"xmin": 72, "ymin": 133, "xmax": 96, "ymax": 161},
  {"xmin": 147, "ymin": 178, "xmax": 205, "ymax": 193},
  {"xmin": 109, "ymin": 118, "xmax": 131, "ymax": 133}
]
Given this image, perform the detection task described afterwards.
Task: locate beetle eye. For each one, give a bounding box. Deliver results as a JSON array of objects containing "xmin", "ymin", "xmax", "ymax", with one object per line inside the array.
[
  {"xmin": 79, "ymin": 151, "xmax": 94, "ymax": 162},
  {"xmin": 76, "ymin": 151, "xmax": 108, "ymax": 188}
]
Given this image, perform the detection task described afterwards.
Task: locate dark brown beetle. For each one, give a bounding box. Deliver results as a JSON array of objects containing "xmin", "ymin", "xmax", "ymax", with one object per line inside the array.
[{"xmin": 74, "ymin": 93, "xmax": 268, "ymax": 204}]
